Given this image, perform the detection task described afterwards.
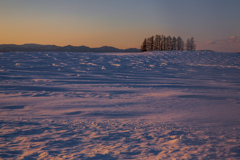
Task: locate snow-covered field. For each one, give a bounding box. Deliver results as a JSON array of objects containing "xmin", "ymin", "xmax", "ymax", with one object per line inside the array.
[{"xmin": 0, "ymin": 51, "xmax": 240, "ymax": 159}]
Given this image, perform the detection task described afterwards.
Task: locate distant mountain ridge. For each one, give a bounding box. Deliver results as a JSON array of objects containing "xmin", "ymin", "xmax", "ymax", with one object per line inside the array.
[{"xmin": 0, "ymin": 44, "xmax": 140, "ymax": 52}]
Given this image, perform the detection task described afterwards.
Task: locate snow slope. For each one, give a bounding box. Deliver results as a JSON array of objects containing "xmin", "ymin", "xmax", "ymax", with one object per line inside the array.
[{"xmin": 0, "ymin": 51, "xmax": 240, "ymax": 159}]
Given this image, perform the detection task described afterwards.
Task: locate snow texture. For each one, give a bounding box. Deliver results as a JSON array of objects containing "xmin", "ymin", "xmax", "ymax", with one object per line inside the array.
[{"xmin": 0, "ymin": 51, "xmax": 240, "ymax": 159}]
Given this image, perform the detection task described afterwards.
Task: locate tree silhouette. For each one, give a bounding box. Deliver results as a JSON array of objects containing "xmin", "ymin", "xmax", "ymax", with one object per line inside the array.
[
  {"xmin": 186, "ymin": 38, "xmax": 191, "ymax": 51},
  {"xmin": 177, "ymin": 36, "xmax": 184, "ymax": 50},
  {"xmin": 190, "ymin": 37, "xmax": 196, "ymax": 51},
  {"xmin": 140, "ymin": 35, "xmax": 196, "ymax": 52},
  {"xmin": 172, "ymin": 36, "xmax": 177, "ymax": 50},
  {"xmin": 186, "ymin": 37, "xmax": 196, "ymax": 51},
  {"xmin": 140, "ymin": 38, "xmax": 147, "ymax": 52}
]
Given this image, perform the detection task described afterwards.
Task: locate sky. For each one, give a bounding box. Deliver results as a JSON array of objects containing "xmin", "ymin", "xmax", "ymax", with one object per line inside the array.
[{"xmin": 0, "ymin": 0, "xmax": 239, "ymax": 52}]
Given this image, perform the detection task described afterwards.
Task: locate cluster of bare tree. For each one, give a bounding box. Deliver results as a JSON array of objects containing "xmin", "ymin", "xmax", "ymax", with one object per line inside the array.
[{"xmin": 140, "ymin": 35, "xmax": 196, "ymax": 52}]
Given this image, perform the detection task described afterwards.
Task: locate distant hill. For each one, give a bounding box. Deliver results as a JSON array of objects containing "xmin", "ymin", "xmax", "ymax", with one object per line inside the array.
[
  {"xmin": 0, "ymin": 44, "xmax": 140, "ymax": 52},
  {"xmin": 198, "ymin": 50, "xmax": 215, "ymax": 52}
]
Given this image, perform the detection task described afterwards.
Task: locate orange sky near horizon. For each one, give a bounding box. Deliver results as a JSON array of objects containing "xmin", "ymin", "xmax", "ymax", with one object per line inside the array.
[
  {"xmin": 0, "ymin": 0, "xmax": 240, "ymax": 52},
  {"xmin": 0, "ymin": 16, "xmax": 147, "ymax": 49}
]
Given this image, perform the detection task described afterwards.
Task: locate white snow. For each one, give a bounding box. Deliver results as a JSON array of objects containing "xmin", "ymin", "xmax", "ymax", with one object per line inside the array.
[{"xmin": 0, "ymin": 51, "xmax": 240, "ymax": 159}]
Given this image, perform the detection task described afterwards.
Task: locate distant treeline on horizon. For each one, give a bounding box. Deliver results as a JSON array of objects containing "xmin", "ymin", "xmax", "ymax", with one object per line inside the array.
[
  {"xmin": 0, "ymin": 44, "xmax": 140, "ymax": 53},
  {"xmin": 141, "ymin": 35, "xmax": 196, "ymax": 52}
]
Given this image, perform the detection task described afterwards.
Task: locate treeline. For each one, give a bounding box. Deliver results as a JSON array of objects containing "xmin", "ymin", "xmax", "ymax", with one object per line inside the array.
[{"xmin": 140, "ymin": 35, "xmax": 196, "ymax": 52}]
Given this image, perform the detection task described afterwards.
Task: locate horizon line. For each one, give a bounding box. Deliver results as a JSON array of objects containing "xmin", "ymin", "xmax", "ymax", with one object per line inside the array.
[{"xmin": 0, "ymin": 43, "xmax": 139, "ymax": 50}]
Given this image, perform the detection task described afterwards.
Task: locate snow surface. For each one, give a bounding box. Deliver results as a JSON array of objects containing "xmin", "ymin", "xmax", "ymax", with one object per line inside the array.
[{"xmin": 0, "ymin": 51, "xmax": 240, "ymax": 159}]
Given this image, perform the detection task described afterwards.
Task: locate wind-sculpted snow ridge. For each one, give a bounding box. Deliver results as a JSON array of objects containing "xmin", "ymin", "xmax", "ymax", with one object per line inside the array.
[
  {"xmin": 0, "ymin": 51, "xmax": 240, "ymax": 159},
  {"xmin": 0, "ymin": 119, "xmax": 239, "ymax": 159}
]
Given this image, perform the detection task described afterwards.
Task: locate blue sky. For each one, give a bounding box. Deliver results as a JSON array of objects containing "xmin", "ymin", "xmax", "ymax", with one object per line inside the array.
[{"xmin": 0, "ymin": 0, "xmax": 239, "ymax": 52}]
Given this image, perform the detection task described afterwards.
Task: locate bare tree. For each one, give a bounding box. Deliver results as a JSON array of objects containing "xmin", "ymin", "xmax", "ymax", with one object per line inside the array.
[
  {"xmin": 172, "ymin": 36, "xmax": 177, "ymax": 50},
  {"xmin": 190, "ymin": 37, "xmax": 196, "ymax": 51},
  {"xmin": 140, "ymin": 38, "xmax": 147, "ymax": 52},
  {"xmin": 166, "ymin": 36, "xmax": 172, "ymax": 50},
  {"xmin": 177, "ymin": 36, "xmax": 184, "ymax": 50},
  {"xmin": 186, "ymin": 38, "xmax": 191, "ymax": 50},
  {"xmin": 186, "ymin": 37, "xmax": 196, "ymax": 51},
  {"xmin": 153, "ymin": 35, "xmax": 158, "ymax": 51},
  {"xmin": 140, "ymin": 35, "xmax": 195, "ymax": 52}
]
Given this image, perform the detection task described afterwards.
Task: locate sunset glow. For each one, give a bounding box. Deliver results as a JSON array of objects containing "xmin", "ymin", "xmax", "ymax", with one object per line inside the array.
[
  {"xmin": 1, "ymin": 0, "xmax": 239, "ymax": 51},
  {"xmin": 1, "ymin": 1, "xmax": 240, "ymax": 159}
]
